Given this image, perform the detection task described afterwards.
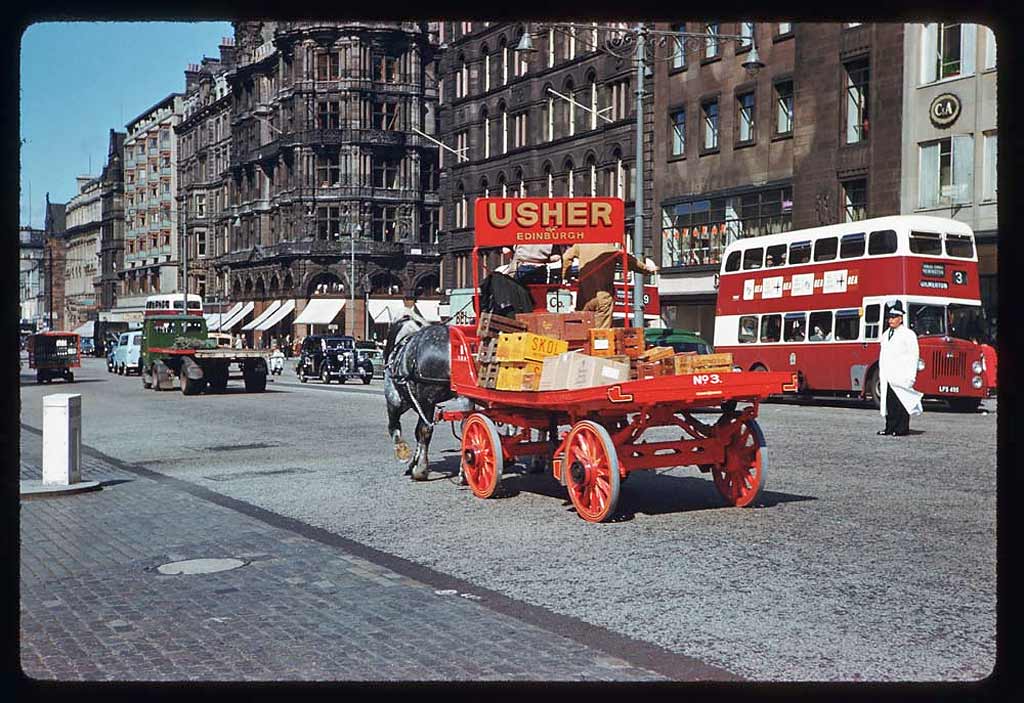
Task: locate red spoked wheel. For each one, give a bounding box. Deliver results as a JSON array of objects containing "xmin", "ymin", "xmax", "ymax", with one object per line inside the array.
[
  {"xmin": 712, "ymin": 418, "xmax": 766, "ymax": 507},
  {"xmin": 461, "ymin": 413, "xmax": 504, "ymax": 499},
  {"xmin": 563, "ymin": 420, "xmax": 621, "ymax": 523}
]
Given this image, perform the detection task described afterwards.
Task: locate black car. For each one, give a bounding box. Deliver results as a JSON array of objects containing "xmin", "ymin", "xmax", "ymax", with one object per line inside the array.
[{"xmin": 296, "ymin": 335, "xmax": 373, "ymax": 385}]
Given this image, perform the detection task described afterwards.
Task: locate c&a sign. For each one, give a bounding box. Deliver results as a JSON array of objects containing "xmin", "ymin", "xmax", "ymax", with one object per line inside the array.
[{"xmin": 474, "ymin": 197, "xmax": 625, "ymax": 248}]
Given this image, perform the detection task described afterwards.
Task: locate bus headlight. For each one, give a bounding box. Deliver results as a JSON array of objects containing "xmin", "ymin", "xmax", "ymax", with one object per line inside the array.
[
  {"xmin": 972, "ymin": 360, "xmax": 984, "ymax": 375},
  {"xmin": 917, "ymin": 358, "xmax": 925, "ymax": 371},
  {"xmin": 732, "ymin": 366, "xmax": 742, "ymax": 373},
  {"xmin": 972, "ymin": 376, "xmax": 984, "ymax": 389}
]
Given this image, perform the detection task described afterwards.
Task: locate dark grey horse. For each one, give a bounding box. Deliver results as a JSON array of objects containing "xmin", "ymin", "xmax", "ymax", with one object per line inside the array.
[{"xmin": 383, "ymin": 315, "xmax": 454, "ymax": 480}]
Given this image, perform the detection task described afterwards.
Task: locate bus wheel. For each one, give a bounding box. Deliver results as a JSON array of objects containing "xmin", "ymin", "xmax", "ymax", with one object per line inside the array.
[
  {"xmin": 866, "ymin": 368, "xmax": 881, "ymax": 410},
  {"xmin": 751, "ymin": 364, "xmax": 768, "ymax": 372}
]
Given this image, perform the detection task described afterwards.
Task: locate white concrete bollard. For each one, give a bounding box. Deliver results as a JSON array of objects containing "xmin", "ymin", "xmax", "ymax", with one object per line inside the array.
[{"xmin": 42, "ymin": 394, "xmax": 82, "ymax": 486}]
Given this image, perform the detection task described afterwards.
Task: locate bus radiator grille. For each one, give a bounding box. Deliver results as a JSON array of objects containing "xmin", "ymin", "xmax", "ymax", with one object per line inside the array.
[{"xmin": 931, "ymin": 350, "xmax": 966, "ymax": 380}]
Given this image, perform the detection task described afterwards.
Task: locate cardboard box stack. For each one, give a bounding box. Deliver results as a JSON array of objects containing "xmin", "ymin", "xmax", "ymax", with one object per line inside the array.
[{"xmin": 472, "ymin": 309, "xmax": 734, "ymax": 391}]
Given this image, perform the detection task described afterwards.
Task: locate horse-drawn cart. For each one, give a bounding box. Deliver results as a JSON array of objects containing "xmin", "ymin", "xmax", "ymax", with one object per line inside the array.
[{"xmin": 437, "ymin": 198, "xmax": 797, "ymax": 522}]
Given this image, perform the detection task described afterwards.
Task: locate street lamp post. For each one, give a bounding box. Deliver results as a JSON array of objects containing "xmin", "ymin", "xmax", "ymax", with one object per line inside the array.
[{"xmin": 517, "ymin": 22, "xmax": 764, "ymax": 327}]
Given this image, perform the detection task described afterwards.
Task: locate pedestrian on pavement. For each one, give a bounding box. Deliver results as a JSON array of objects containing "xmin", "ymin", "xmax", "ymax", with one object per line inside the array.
[{"xmin": 877, "ymin": 300, "xmax": 923, "ymax": 437}]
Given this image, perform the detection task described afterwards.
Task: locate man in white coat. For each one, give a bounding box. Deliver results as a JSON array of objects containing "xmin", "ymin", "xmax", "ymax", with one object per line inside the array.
[{"xmin": 877, "ymin": 300, "xmax": 924, "ymax": 436}]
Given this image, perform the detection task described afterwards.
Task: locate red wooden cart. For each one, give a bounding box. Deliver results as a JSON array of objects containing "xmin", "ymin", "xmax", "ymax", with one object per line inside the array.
[{"xmin": 439, "ymin": 198, "xmax": 797, "ymax": 522}]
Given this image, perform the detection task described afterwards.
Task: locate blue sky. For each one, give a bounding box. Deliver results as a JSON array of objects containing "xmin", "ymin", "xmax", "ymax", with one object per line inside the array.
[{"xmin": 19, "ymin": 21, "xmax": 235, "ymax": 228}]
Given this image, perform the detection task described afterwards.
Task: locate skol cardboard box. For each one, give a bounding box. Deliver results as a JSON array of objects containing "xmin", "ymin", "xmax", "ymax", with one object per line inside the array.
[
  {"xmin": 539, "ymin": 351, "xmax": 578, "ymax": 391},
  {"xmin": 498, "ymin": 332, "xmax": 568, "ymax": 362},
  {"xmin": 567, "ymin": 354, "xmax": 631, "ymax": 388}
]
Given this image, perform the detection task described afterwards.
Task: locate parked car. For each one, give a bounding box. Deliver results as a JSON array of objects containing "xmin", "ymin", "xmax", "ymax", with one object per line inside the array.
[
  {"xmin": 208, "ymin": 332, "xmax": 233, "ymax": 348},
  {"xmin": 112, "ymin": 331, "xmax": 143, "ymax": 375},
  {"xmin": 106, "ymin": 335, "xmax": 120, "ymax": 372},
  {"xmin": 359, "ymin": 347, "xmax": 385, "ymax": 379},
  {"xmin": 296, "ymin": 335, "xmax": 373, "ymax": 384}
]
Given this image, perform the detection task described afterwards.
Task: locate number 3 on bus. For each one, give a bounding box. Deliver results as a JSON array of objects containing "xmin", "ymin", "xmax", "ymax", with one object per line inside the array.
[{"xmin": 713, "ymin": 215, "xmax": 994, "ymax": 412}]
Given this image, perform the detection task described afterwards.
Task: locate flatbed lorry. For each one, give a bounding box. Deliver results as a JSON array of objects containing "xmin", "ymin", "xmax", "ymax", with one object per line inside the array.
[{"xmin": 140, "ymin": 314, "xmax": 269, "ymax": 395}]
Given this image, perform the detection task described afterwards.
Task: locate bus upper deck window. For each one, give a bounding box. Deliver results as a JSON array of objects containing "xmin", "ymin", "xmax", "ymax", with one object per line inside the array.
[
  {"xmin": 868, "ymin": 229, "xmax": 897, "ymax": 255},
  {"xmin": 766, "ymin": 244, "xmax": 787, "ymax": 267},
  {"xmin": 813, "ymin": 237, "xmax": 837, "ymax": 261},
  {"xmin": 840, "ymin": 233, "xmax": 865, "ymax": 259},
  {"xmin": 909, "ymin": 231, "xmax": 942, "ymax": 255},
  {"xmin": 725, "ymin": 251, "xmax": 741, "ymax": 272},
  {"xmin": 789, "ymin": 241, "xmax": 811, "ymax": 265},
  {"xmin": 945, "ymin": 233, "xmax": 975, "ymax": 258},
  {"xmin": 742, "ymin": 247, "xmax": 763, "ymax": 270}
]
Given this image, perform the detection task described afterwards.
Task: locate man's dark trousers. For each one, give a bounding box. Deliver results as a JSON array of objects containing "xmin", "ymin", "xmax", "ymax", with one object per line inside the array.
[{"xmin": 884, "ymin": 385, "xmax": 910, "ymax": 435}]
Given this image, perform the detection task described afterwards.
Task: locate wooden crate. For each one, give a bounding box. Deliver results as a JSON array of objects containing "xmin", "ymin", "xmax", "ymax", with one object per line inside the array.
[
  {"xmin": 515, "ymin": 312, "xmax": 563, "ymax": 338},
  {"xmin": 620, "ymin": 327, "xmax": 645, "ymax": 359},
  {"xmin": 674, "ymin": 352, "xmax": 734, "ymax": 375},
  {"xmin": 477, "ymin": 312, "xmax": 527, "ymax": 339},
  {"xmin": 497, "ymin": 332, "xmax": 568, "ymax": 362},
  {"xmin": 476, "ymin": 337, "xmax": 499, "ymax": 363},
  {"xmin": 639, "ymin": 346, "xmax": 674, "ymax": 362},
  {"xmin": 637, "ymin": 358, "xmax": 675, "ymax": 380},
  {"xmin": 562, "ymin": 311, "xmax": 596, "ymax": 341},
  {"xmin": 476, "ymin": 361, "xmax": 500, "ymax": 389},
  {"xmin": 586, "ymin": 328, "xmax": 621, "ymax": 357}
]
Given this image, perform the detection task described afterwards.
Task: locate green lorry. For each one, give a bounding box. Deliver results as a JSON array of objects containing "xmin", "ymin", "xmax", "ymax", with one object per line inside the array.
[{"xmin": 140, "ymin": 314, "xmax": 269, "ymax": 395}]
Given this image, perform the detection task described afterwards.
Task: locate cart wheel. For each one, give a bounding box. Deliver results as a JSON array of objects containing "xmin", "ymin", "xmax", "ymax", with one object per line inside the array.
[
  {"xmin": 461, "ymin": 413, "xmax": 504, "ymax": 499},
  {"xmin": 564, "ymin": 420, "xmax": 621, "ymax": 523},
  {"xmin": 142, "ymin": 366, "xmax": 152, "ymax": 389},
  {"xmin": 712, "ymin": 419, "xmax": 766, "ymax": 508}
]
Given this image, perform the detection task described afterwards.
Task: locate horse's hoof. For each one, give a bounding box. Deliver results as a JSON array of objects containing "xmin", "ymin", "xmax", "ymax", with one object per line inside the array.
[
  {"xmin": 395, "ymin": 442, "xmax": 411, "ymax": 462},
  {"xmin": 411, "ymin": 467, "xmax": 429, "ymax": 481}
]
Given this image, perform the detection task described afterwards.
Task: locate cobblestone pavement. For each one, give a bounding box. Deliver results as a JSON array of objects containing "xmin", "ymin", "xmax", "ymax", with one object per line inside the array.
[{"xmin": 18, "ymin": 430, "xmax": 691, "ymax": 682}]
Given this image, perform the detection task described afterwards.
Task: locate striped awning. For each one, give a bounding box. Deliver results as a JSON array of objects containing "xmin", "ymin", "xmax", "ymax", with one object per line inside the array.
[
  {"xmin": 219, "ymin": 301, "xmax": 255, "ymax": 332},
  {"xmin": 256, "ymin": 299, "xmax": 296, "ymax": 330},
  {"xmin": 414, "ymin": 300, "xmax": 441, "ymax": 322},
  {"xmin": 206, "ymin": 302, "xmax": 243, "ymax": 332},
  {"xmin": 242, "ymin": 300, "xmax": 282, "ymax": 331},
  {"xmin": 293, "ymin": 298, "xmax": 345, "ymax": 325},
  {"xmin": 367, "ymin": 299, "xmax": 411, "ymax": 323}
]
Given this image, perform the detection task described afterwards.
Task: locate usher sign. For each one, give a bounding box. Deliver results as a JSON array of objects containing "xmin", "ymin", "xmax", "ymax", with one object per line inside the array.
[{"xmin": 474, "ymin": 197, "xmax": 625, "ymax": 248}]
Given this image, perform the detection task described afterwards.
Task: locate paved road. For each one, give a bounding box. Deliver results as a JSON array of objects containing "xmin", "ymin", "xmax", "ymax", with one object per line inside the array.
[{"xmin": 19, "ymin": 356, "xmax": 998, "ymax": 682}]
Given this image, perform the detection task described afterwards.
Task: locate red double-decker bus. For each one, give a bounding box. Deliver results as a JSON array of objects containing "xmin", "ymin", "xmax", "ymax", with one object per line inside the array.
[{"xmin": 713, "ymin": 215, "xmax": 994, "ymax": 411}]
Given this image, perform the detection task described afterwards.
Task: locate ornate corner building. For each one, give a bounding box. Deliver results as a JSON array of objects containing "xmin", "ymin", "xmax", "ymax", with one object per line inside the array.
[{"xmin": 206, "ymin": 20, "xmax": 443, "ymax": 343}]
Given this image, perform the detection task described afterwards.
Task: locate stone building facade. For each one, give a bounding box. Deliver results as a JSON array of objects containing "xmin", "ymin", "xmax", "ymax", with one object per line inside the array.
[
  {"xmin": 216, "ymin": 21, "xmax": 442, "ymax": 344},
  {"xmin": 43, "ymin": 197, "xmax": 67, "ymax": 330},
  {"xmin": 175, "ymin": 36, "xmax": 238, "ymax": 313},
  {"xmin": 653, "ymin": 22, "xmax": 905, "ymax": 340},
  {"xmin": 900, "ymin": 22, "xmax": 998, "ymax": 339},
  {"xmin": 436, "ymin": 20, "xmax": 654, "ymax": 318},
  {"xmin": 98, "ymin": 129, "xmax": 126, "ymax": 314},
  {"xmin": 113, "ymin": 93, "xmax": 185, "ymax": 323},
  {"xmin": 62, "ymin": 175, "xmax": 104, "ymax": 330},
  {"xmin": 19, "ymin": 226, "xmax": 46, "ymax": 331}
]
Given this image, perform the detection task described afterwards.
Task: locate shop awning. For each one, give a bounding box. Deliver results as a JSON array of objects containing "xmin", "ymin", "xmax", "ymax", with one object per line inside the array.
[
  {"xmin": 415, "ymin": 300, "xmax": 441, "ymax": 322},
  {"xmin": 242, "ymin": 300, "xmax": 282, "ymax": 331},
  {"xmin": 367, "ymin": 299, "xmax": 411, "ymax": 323},
  {"xmin": 256, "ymin": 299, "xmax": 296, "ymax": 330},
  {"xmin": 206, "ymin": 302, "xmax": 243, "ymax": 332},
  {"xmin": 294, "ymin": 298, "xmax": 345, "ymax": 325},
  {"xmin": 446, "ymin": 289, "xmax": 477, "ymax": 323},
  {"xmin": 72, "ymin": 320, "xmax": 95, "ymax": 337},
  {"xmin": 219, "ymin": 301, "xmax": 255, "ymax": 332}
]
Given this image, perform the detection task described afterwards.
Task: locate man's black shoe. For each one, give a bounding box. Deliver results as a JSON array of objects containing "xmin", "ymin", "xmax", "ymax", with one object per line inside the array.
[{"xmin": 876, "ymin": 430, "xmax": 891, "ymax": 436}]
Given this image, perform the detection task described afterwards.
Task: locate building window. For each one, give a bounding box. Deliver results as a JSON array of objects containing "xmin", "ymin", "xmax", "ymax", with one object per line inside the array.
[
  {"xmin": 778, "ymin": 22, "xmax": 792, "ymax": 35},
  {"xmin": 589, "ymin": 77, "xmax": 599, "ymax": 130},
  {"xmin": 919, "ymin": 136, "xmax": 974, "ymax": 208},
  {"xmin": 372, "ymin": 52, "xmax": 401, "ymax": 83},
  {"xmin": 737, "ymin": 92, "xmax": 755, "ymax": 143},
  {"xmin": 501, "ymin": 39, "xmax": 509, "ymax": 85},
  {"xmin": 316, "ymin": 51, "xmax": 340, "ymax": 80},
  {"xmin": 546, "ymin": 96, "xmax": 555, "ymax": 141},
  {"xmin": 670, "ymin": 109, "xmax": 686, "ymax": 157},
  {"xmin": 316, "ymin": 206, "xmax": 342, "ymax": 240},
  {"xmin": 371, "ymin": 205, "xmax": 398, "ymax": 242},
  {"xmin": 565, "ymin": 81, "xmax": 576, "ymax": 137},
  {"xmin": 774, "ymin": 81, "xmax": 794, "ymax": 135},
  {"xmin": 482, "ymin": 110, "xmax": 491, "ymax": 159},
  {"xmin": 316, "ymin": 154, "xmax": 341, "ymax": 187},
  {"xmin": 483, "ymin": 51, "xmax": 491, "ymax": 92},
  {"xmin": 704, "ymin": 22, "xmax": 720, "ymax": 58},
  {"xmin": 513, "ymin": 112, "xmax": 528, "ymax": 149},
  {"xmin": 983, "ymin": 131, "xmax": 997, "ymax": 201},
  {"xmin": 197, "ymin": 231, "xmax": 207, "ymax": 257},
  {"xmin": 609, "ymin": 80, "xmax": 630, "ymax": 121},
  {"xmin": 455, "ymin": 55, "xmax": 468, "ymax": 98},
  {"xmin": 844, "ymin": 58, "xmax": 870, "ymax": 144},
  {"xmin": 567, "ymin": 26, "xmax": 577, "ymax": 60},
  {"xmin": 316, "ymin": 101, "xmax": 340, "ymax": 129},
  {"xmin": 739, "ymin": 22, "xmax": 755, "ymax": 49},
  {"xmin": 500, "ymin": 105, "xmax": 509, "ymax": 153},
  {"xmin": 667, "ymin": 24, "xmax": 686, "ymax": 68},
  {"xmin": 372, "ymin": 101, "xmax": 400, "ymax": 131},
  {"xmin": 843, "ymin": 179, "xmax": 868, "ymax": 222},
  {"xmin": 702, "ymin": 99, "xmax": 719, "ymax": 151},
  {"xmin": 372, "ymin": 156, "xmax": 401, "ymax": 189},
  {"xmin": 548, "ymin": 28, "xmax": 556, "ymax": 68},
  {"xmin": 456, "ymin": 131, "xmax": 468, "ymax": 162},
  {"xmin": 566, "ymin": 163, "xmax": 574, "ymax": 198},
  {"xmin": 921, "ymin": 23, "xmax": 977, "ymax": 83}
]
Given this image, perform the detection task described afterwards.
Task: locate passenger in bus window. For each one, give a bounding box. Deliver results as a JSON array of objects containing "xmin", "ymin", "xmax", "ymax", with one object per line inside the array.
[{"xmin": 738, "ymin": 316, "xmax": 758, "ymax": 343}]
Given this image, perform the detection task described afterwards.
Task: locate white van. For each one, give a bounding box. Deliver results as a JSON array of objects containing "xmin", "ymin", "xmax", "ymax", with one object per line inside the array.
[{"xmin": 112, "ymin": 331, "xmax": 143, "ymax": 375}]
